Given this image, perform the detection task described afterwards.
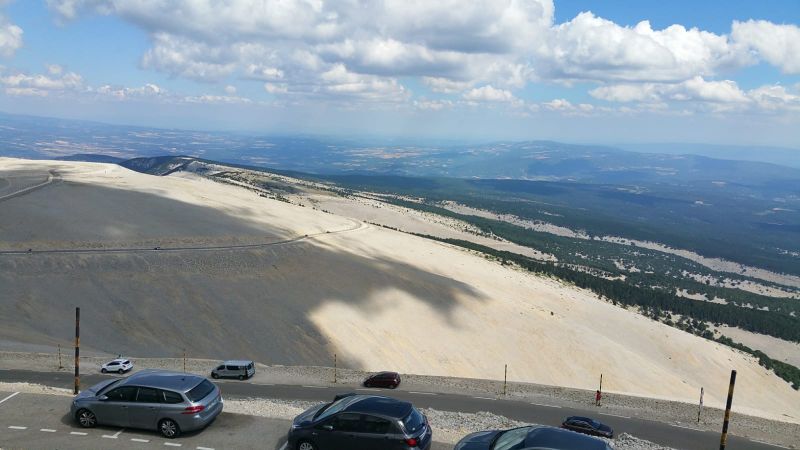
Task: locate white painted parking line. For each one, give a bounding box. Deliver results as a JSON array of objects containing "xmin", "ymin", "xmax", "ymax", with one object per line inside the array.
[
  {"xmin": 103, "ymin": 428, "xmax": 126, "ymax": 439},
  {"xmin": 531, "ymin": 402, "xmax": 562, "ymax": 409},
  {"xmin": 131, "ymin": 438, "xmax": 150, "ymax": 443},
  {"xmin": 409, "ymin": 391, "xmax": 437, "ymax": 396},
  {"xmin": 277, "ymin": 443, "xmax": 287, "ymax": 450},
  {"xmin": 302, "ymin": 385, "xmax": 326, "ymax": 389},
  {"xmin": 356, "ymin": 388, "xmax": 380, "ymax": 392},
  {"xmin": 472, "ymin": 396, "xmax": 495, "ymax": 400},
  {"xmin": 669, "ymin": 424, "xmax": 702, "ymax": 432},
  {"xmin": 0, "ymin": 392, "xmax": 20, "ymax": 406},
  {"xmin": 40, "ymin": 429, "xmax": 57, "ymax": 432},
  {"xmin": 70, "ymin": 431, "xmax": 88, "ymax": 435},
  {"xmin": 164, "ymin": 443, "xmax": 182, "ymax": 447},
  {"xmin": 7, "ymin": 426, "xmax": 26, "ymax": 430},
  {"xmin": 197, "ymin": 447, "xmax": 216, "ymax": 450},
  {"xmin": 599, "ymin": 412, "xmax": 631, "ymax": 419}
]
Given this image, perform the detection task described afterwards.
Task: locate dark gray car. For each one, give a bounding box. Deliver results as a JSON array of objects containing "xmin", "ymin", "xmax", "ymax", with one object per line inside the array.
[
  {"xmin": 288, "ymin": 393, "xmax": 432, "ymax": 450},
  {"xmin": 454, "ymin": 425, "xmax": 612, "ymax": 450},
  {"xmin": 70, "ymin": 370, "xmax": 223, "ymax": 438}
]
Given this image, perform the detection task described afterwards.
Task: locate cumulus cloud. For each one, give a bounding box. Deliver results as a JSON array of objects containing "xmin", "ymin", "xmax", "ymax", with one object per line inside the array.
[
  {"xmin": 0, "ymin": 68, "xmax": 83, "ymax": 96},
  {"xmin": 463, "ymin": 85, "xmax": 518, "ymax": 103},
  {"xmin": 0, "ymin": 6, "xmax": 23, "ymax": 57},
  {"xmin": 731, "ymin": 20, "xmax": 800, "ymax": 74},
  {"xmin": 93, "ymin": 83, "xmax": 163, "ymax": 100}
]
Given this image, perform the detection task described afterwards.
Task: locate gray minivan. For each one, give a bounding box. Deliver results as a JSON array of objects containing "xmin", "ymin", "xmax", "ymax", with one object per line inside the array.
[
  {"xmin": 211, "ymin": 360, "xmax": 255, "ymax": 380},
  {"xmin": 71, "ymin": 370, "xmax": 223, "ymax": 438}
]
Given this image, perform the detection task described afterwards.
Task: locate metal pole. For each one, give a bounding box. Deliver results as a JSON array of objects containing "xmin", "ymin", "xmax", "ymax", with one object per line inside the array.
[
  {"xmin": 503, "ymin": 364, "xmax": 507, "ymax": 396},
  {"xmin": 74, "ymin": 307, "xmax": 80, "ymax": 395},
  {"xmin": 183, "ymin": 349, "xmax": 186, "ymax": 372},
  {"xmin": 697, "ymin": 387, "xmax": 704, "ymax": 423},
  {"xmin": 58, "ymin": 344, "xmax": 63, "ymax": 370},
  {"xmin": 334, "ymin": 353, "xmax": 337, "ymax": 384},
  {"xmin": 719, "ymin": 370, "xmax": 737, "ymax": 450}
]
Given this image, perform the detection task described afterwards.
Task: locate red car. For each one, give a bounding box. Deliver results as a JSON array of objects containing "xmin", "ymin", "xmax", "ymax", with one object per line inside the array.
[{"xmin": 363, "ymin": 371, "xmax": 401, "ymax": 389}]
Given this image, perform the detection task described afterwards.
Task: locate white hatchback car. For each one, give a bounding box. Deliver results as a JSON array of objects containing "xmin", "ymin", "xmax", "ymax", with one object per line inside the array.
[{"xmin": 101, "ymin": 358, "xmax": 133, "ymax": 374}]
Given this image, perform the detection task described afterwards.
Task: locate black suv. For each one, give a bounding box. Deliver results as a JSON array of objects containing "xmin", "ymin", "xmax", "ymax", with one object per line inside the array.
[{"xmin": 287, "ymin": 394, "xmax": 432, "ymax": 450}]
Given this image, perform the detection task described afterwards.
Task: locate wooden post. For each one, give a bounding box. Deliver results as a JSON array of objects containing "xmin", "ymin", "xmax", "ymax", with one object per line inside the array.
[
  {"xmin": 334, "ymin": 353, "xmax": 337, "ymax": 384},
  {"xmin": 503, "ymin": 364, "xmax": 508, "ymax": 396},
  {"xmin": 58, "ymin": 344, "xmax": 63, "ymax": 370},
  {"xmin": 697, "ymin": 387, "xmax": 704, "ymax": 423},
  {"xmin": 183, "ymin": 349, "xmax": 186, "ymax": 373},
  {"xmin": 74, "ymin": 307, "xmax": 80, "ymax": 395},
  {"xmin": 719, "ymin": 370, "xmax": 737, "ymax": 450}
]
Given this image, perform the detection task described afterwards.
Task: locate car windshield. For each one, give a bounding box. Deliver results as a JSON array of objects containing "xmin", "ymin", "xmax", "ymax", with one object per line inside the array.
[
  {"xmin": 314, "ymin": 396, "xmax": 357, "ymax": 421},
  {"xmin": 402, "ymin": 408, "xmax": 425, "ymax": 433},
  {"xmin": 492, "ymin": 427, "xmax": 533, "ymax": 450},
  {"xmin": 97, "ymin": 379, "xmax": 121, "ymax": 395},
  {"xmin": 186, "ymin": 379, "xmax": 215, "ymax": 402}
]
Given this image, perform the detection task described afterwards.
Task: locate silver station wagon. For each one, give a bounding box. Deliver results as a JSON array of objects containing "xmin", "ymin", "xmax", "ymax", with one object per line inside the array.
[{"xmin": 71, "ymin": 370, "xmax": 223, "ymax": 438}]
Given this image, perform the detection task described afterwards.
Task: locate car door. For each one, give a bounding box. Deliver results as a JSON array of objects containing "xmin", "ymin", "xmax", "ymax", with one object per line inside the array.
[
  {"xmin": 128, "ymin": 387, "xmax": 162, "ymax": 431},
  {"xmin": 359, "ymin": 414, "xmax": 402, "ymax": 450},
  {"xmin": 94, "ymin": 385, "xmax": 137, "ymax": 427},
  {"xmin": 318, "ymin": 412, "xmax": 364, "ymax": 450}
]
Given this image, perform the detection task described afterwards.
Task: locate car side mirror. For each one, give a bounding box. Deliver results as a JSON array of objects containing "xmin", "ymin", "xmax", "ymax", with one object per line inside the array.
[
  {"xmin": 321, "ymin": 424, "xmax": 333, "ymax": 431},
  {"xmin": 98, "ymin": 395, "xmax": 108, "ymax": 401}
]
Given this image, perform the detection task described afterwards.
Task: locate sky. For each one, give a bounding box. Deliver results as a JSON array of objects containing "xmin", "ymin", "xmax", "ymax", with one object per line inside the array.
[{"xmin": 0, "ymin": 0, "xmax": 798, "ymax": 146}]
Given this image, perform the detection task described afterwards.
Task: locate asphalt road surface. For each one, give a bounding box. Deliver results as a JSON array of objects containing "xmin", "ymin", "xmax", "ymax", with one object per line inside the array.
[{"xmin": 0, "ymin": 370, "xmax": 790, "ymax": 450}]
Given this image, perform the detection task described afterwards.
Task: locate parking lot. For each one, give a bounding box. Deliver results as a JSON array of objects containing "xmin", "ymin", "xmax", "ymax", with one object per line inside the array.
[{"xmin": 0, "ymin": 390, "xmax": 452, "ymax": 450}]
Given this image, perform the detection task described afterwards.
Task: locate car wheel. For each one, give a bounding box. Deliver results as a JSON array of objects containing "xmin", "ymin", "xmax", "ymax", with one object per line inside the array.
[
  {"xmin": 76, "ymin": 409, "xmax": 97, "ymax": 428},
  {"xmin": 238, "ymin": 375, "xmax": 245, "ymax": 381},
  {"xmin": 297, "ymin": 440, "xmax": 317, "ymax": 450},
  {"xmin": 101, "ymin": 368, "xmax": 107, "ymax": 374},
  {"xmin": 211, "ymin": 373, "xmax": 218, "ymax": 379},
  {"xmin": 159, "ymin": 418, "xmax": 181, "ymax": 439},
  {"xmin": 118, "ymin": 369, "xmax": 124, "ymax": 374}
]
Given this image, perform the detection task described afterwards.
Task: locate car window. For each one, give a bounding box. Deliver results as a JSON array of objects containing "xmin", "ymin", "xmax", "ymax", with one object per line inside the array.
[
  {"xmin": 315, "ymin": 396, "xmax": 357, "ymax": 421},
  {"xmin": 247, "ymin": 363, "xmax": 253, "ymax": 369},
  {"xmin": 186, "ymin": 379, "xmax": 215, "ymax": 402},
  {"xmin": 362, "ymin": 415, "xmax": 393, "ymax": 434},
  {"xmin": 226, "ymin": 365, "xmax": 238, "ymax": 371},
  {"xmin": 105, "ymin": 386, "xmax": 137, "ymax": 402},
  {"xmin": 107, "ymin": 362, "xmax": 118, "ymax": 366},
  {"xmin": 161, "ymin": 390, "xmax": 184, "ymax": 404},
  {"xmin": 401, "ymin": 408, "xmax": 425, "ymax": 433},
  {"xmin": 331, "ymin": 413, "xmax": 362, "ymax": 432},
  {"xmin": 492, "ymin": 427, "xmax": 533, "ymax": 450},
  {"xmin": 122, "ymin": 360, "xmax": 130, "ymax": 365},
  {"xmin": 216, "ymin": 365, "xmax": 224, "ymax": 370},
  {"xmin": 136, "ymin": 387, "xmax": 160, "ymax": 403}
]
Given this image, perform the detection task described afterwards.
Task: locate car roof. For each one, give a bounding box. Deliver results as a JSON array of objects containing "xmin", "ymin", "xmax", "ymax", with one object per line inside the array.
[
  {"xmin": 343, "ymin": 395, "xmax": 412, "ymax": 418},
  {"xmin": 107, "ymin": 358, "xmax": 128, "ymax": 363},
  {"xmin": 524, "ymin": 426, "xmax": 610, "ymax": 450},
  {"xmin": 221, "ymin": 360, "xmax": 253, "ymax": 365},
  {"xmin": 371, "ymin": 371, "xmax": 398, "ymax": 377},
  {"xmin": 120, "ymin": 370, "xmax": 206, "ymax": 392}
]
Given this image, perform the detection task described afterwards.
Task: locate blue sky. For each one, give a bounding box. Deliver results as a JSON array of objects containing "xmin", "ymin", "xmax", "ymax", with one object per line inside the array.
[{"xmin": 0, "ymin": 0, "xmax": 798, "ymax": 146}]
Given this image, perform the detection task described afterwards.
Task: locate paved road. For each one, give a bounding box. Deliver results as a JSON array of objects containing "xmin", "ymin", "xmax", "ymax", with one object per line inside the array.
[{"xmin": 0, "ymin": 370, "xmax": 789, "ymax": 450}]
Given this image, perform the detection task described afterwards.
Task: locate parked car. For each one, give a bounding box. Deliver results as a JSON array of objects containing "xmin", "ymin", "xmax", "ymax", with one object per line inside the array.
[
  {"xmin": 561, "ymin": 416, "xmax": 614, "ymax": 438},
  {"xmin": 211, "ymin": 360, "xmax": 255, "ymax": 380},
  {"xmin": 71, "ymin": 370, "xmax": 223, "ymax": 438},
  {"xmin": 288, "ymin": 393, "xmax": 432, "ymax": 450},
  {"xmin": 363, "ymin": 371, "xmax": 401, "ymax": 389},
  {"xmin": 101, "ymin": 358, "xmax": 133, "ymax": 374},
  {"xmin": 455, "ymin": 425, "xmax": 612, "ymax": 450}
]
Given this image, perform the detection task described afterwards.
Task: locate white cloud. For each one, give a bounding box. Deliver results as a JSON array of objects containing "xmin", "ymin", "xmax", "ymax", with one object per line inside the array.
[
  {"xmin": 263, "ymin": 82, "xmax": 288, "ymax": 94},
  {"xmin": 0, "ymin": 68, "xmax": 83, "ymax": 96},
  {"xmin": 0, "ymin": 8, "xmax": 22, "ymax": 57},
  {"xmin": 224, "ymin": 85, "xmax": 237, "ymax": 95},
  {"xmin": 94, "ymin": 83, "xmax": 163, "ymax": 100},
  {"xmin": 731, "ymin": 20, "xmax": 800, "ymax": 74},
  {"xmin": 463, "ymin": 85, "xmax": 517, "ymax": 103},
  {"xmin": 413, "ymin": 99, "xmax": 453, "ymax": 111},
  {"xmin": 183, "ymin": 94, "xmax": 252, "ymax": 104}
]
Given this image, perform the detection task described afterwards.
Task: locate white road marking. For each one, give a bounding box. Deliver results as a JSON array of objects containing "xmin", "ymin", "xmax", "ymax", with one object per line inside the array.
[
  {"xmin": 302, "ymin": 385, "xmax": 326, "ymax": 389},
  {"xmin": 277, "ymin": 443, "xmax": 287, "ymax": 450},
  {"xmin": 0, "ymin": 392, "xmax": 20, "ymax": 406},
  {"xmin": 472, "ymin": 396, "xmax": 495, "ymax": 400},
  {"xmin": 669, "ymin": 424, "xmax": 702, "ymax": 431},
  {"xmin": 356, "ymin": 388, "xmax": 381, "ymax": 392},
  {"xmin": 409, "ymin": 391, "xmax": 437, "ymax": 396},
  {"xmin": 164, "ymin": 443, "xmax": 182, "ymax": 447},
  {"xmin": 103, "ymin": 428, "xmax": 125, "ymax": 439},
  {"xmin": 599, "ymin": 412, "xmax": 631, "ymax": 419},
  {"xmin": 70, "ymin": 431, "xmax": 88, "ymax": 435},
  {"xmin": 131, "ymin": 438, "xmax": 150, "ymax": 443},
  {"xmin": 8, "ymin": 426, "xmax": 26, "ymax": 430},
  {"xmin": 40, "ymin": 429, "xmax": 57, "ymax": 433},
  {"xmin": 750, "ymin": 440, "xmax": 790, "ymax": 449},
  {"xmin": 197, "ymin": 447, "xmax": 216, "ymax": 450},
  {"xmin": 531, "ymin": 402, "xmax": 562, "ymax": 409}
]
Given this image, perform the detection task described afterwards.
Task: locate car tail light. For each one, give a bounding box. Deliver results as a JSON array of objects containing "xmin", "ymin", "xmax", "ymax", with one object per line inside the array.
[
  {"xmin": 405, "ymin": 437, "xmax": 418, "ymax": 447},
  {"xmin": 182, "ymin": 405, "xmax": 205, "ymax": 414}
]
